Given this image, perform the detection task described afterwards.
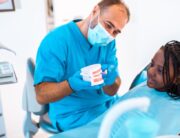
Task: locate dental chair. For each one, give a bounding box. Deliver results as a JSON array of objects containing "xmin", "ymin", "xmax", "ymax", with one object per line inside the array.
[
  {"xmin": 98, "ymin": 97, "xmax": 151, "ymax": 138},
  {"xmin": 129, "ymin": 65, "xmax": 148, "ymax": 90},
  {"xmin": 50, "ymin": 65, "xmax": 180, "ymax": 138},
  {"xmin": 22, "ymin": 58, "xmax": 59, "ymax": 138}
]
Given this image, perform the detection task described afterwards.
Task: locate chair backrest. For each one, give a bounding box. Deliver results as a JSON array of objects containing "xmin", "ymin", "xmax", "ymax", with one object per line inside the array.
[
  {"xmin": 22, "ymin": 58, "xmax": 48, "ymax": 114},
  {"xmin": 129, "ymin": 65, "xmax": 148, "ymax": 90},
  {"xmin": 98, "ymin": 97, "xmax": 150, "ymax": 138}
]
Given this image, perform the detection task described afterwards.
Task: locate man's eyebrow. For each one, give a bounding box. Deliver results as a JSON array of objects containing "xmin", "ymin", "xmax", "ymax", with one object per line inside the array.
[
  {"xmin": 106, "ymin": 20, "xmax": 115, "ymax": 28},
  {"xmin": 106, "ymin": 20, "xmax": 121, "ymax": 33}
]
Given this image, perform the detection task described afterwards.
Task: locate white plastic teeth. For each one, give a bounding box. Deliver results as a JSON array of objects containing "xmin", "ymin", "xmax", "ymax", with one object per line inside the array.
[{"xmin": 80, "ymin": 64, "xmax": 104, "ymax": 86}]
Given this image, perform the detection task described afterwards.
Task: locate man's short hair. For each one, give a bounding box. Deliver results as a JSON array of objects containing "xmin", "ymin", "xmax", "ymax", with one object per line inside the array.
[{"xmin": 98, "ymin": 0, "xmax": 130, "ymax": 22}]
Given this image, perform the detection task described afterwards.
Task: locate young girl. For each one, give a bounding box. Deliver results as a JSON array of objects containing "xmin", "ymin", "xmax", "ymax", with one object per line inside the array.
[
  {"xmin": 51, "ymin": 40, "xmax": 180, "ymax": 138},
  {"xmin": 109, "ymin": 40, "xmax": 180, "ymax": 137},
  {"xmin": 147, "ymin": 40, "xmax": 180, "ymax": 99}
]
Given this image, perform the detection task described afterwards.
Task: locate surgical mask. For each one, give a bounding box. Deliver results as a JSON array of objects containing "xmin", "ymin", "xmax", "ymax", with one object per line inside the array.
[{"xmin": 87, "ymin": 16, "xmax": 114, "ymax": 47}]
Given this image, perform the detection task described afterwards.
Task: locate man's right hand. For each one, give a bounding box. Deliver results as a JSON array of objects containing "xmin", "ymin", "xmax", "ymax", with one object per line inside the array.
[
  {"xmin": 101, "ymin": 64, "xmax": 118, "ymax": 86},
  {"xmin": 68, "ymin": 71, "xmax": 104, "ymax": 91}
]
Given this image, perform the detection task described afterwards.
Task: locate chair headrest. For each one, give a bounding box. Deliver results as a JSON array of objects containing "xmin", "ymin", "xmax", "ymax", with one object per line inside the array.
[{"xmin": 27, "ymin": 58, "xmax": 35, "ymax": 76}]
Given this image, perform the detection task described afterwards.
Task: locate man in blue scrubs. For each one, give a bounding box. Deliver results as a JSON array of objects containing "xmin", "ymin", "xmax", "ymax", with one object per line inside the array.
[{"xmin": 34, "ymin": 0, "xmax": 130, "ymax": 131}]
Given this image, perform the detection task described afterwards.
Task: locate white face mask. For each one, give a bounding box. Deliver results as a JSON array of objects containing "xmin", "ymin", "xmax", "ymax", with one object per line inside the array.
[{"xmin": 87, "ymin": 16, "xmax": 114, "ymax": 47}]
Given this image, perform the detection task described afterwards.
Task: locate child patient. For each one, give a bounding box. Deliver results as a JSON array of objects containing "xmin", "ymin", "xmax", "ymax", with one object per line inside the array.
[
  {"xmin": 109, "ymin": 40, "xmax": 180, "ymax": 137},
  {"xmin": 51, "ymin": 40, "xmax": 180, "ymax": 138},
  {"xmin": 146, "ymin": 40, "xmax": 180, "ymax": 99}
]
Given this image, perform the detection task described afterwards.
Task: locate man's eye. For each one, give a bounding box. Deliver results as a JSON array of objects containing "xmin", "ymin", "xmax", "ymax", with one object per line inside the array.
[
  {"xmin": 113, "ymin": 30, "xmax": 119, "ymax": 36},
  {"xmin": 105, "ymin": 23, "xmax": 112, "ymax": 30}
]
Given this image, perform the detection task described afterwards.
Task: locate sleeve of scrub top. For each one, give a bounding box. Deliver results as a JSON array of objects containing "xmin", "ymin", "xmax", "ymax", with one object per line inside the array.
[
  {"xmin": 34, "ymin": 33, "xmax": 67, "ymax": 85},
  {"xmin": 105, "ymin": 41, "xmax": 119, "ymax": 77}
]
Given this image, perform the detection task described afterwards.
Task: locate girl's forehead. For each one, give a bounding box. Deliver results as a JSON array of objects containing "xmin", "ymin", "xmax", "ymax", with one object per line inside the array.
[
  {"xmin": 154, "ymin": 48, "xmax": 174, "ymax": 73},
  {"xmin": 152, "ymin": 49, "xmax": 164, "ymax": 66}
]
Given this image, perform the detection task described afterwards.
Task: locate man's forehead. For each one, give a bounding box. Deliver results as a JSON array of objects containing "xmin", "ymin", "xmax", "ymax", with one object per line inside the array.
[
  {"xmin": 101, "ymin": 9, "xmax": 128, "ymax": 30},
  {"xmin": 101, "ymin": 4, "xmax": 128, "ymax": 16}
]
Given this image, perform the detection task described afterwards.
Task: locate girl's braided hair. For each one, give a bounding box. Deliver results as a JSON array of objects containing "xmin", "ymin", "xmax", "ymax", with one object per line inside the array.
[{"xmin": 161, "ymin": 40, "xmax": 180, "ymax": 99}]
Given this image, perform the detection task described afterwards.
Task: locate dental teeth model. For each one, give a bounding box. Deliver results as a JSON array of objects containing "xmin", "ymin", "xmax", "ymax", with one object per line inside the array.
[{"xmin": 81, "ymin": 64, "xmax": 104, "ymax": 86}]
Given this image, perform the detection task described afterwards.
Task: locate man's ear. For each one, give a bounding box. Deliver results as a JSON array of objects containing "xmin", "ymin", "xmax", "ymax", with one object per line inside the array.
[{"xmin": 91, "ymin": 5, "xmax": 100, "ymax": 16}]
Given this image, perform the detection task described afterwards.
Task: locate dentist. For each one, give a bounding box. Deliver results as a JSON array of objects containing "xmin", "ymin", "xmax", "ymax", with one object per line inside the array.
[{"xmin": 34, "ymin": 0, "xmax": 130, "ymax": 131}]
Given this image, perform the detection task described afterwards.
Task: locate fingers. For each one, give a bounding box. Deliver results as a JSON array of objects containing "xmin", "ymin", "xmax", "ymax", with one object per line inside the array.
[
  {"xmin": 102, "ymin": 72, "xmax": 107, "ymax": 79},
  {"xmin": 108, "ymin": 64, "xmax": 116, "ymax": 72},
  {"xmin": 101, "ymin": 64, "xmax": 108, "ymax": 71},
  {"xmin": 81, "ymin": 80, "xmax": 91, "ymax": 87},
  {"xmin": 102, "ymin": 64, "xmax": 116, "ymax": 73},
  {"xmin": 89, "ymin": 82, "xmax": 105, "ymax": 90}
]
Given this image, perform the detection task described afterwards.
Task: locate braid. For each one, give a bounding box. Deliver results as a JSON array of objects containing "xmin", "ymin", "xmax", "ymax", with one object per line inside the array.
[{"xmin": 162, "ymin": 40, "xmax": 180, "ymax": 99}]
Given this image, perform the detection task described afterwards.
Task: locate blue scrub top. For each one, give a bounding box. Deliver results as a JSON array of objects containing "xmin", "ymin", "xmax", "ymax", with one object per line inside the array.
[{"xmin": 34, "ymin": 20, "xmax": 119, "ymax": 131}]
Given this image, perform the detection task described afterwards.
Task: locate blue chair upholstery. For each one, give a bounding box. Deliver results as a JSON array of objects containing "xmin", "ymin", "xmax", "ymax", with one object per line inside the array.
[
  {"xmin": 22, "ymin": 58, "xmax": 59, "ymax": 138},
  {"xmin": 129, "ymin": 65, "xmax": 148, "ymax": 90}
]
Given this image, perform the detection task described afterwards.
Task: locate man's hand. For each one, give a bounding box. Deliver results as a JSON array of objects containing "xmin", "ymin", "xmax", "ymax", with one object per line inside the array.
[
  {"xmin": 68, "ymin": 71, "xmax": 104, "ymax": 91},
  {"xmin": 101, "ymin": 64, "xmax": 118, "ymax": 86}
]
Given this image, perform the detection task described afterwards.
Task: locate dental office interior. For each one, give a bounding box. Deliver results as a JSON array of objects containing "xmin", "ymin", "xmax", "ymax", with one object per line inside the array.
[{"xmin": 0, "ymin": 0, "xmax": 180, "ymax": 138}]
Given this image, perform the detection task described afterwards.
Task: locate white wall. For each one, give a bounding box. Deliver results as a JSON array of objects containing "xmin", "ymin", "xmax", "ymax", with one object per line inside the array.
[
  {"xmin": 0, "ymin": 0, "xmax": 47, "ymax": 137},
  {"xmin": 54, "ymin": 0, "xmax": 180, "ymax": 95},
  {"xmin": 118, "ymin": 0, "xmax": 180, "ymax": 95},
  {"xmin": 53, "ymin": 0, "xmax": 99, "ymax": 26}
]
